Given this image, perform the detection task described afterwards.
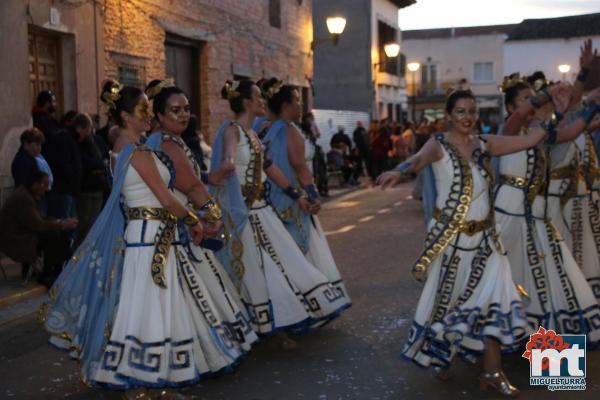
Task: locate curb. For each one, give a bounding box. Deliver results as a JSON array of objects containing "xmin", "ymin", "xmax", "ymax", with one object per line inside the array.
[{"xmin": 0, "ymin": 285, "xmax": 46, "ymax": 309}]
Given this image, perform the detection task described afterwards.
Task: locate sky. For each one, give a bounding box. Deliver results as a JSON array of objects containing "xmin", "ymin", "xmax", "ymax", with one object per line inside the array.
[{"xmin": 398, "ymin": 0, "xmax": 600, "ymax": 30}]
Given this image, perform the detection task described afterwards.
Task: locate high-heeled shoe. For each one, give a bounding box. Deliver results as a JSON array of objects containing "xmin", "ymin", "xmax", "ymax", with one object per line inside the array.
[{"xmin": 479, "ymin": 371, "xmax": 520, "ymax": 398}]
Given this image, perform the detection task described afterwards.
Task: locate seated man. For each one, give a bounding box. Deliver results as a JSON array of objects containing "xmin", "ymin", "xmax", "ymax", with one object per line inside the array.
[{"xmin": 0, "ymin": 172, "xmax": 78, "ymax": 286}]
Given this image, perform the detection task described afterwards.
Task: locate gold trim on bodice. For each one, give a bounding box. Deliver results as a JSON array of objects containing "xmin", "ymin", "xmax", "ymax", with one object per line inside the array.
[
  {"xmin": 432, "ymin": 207, "xmax": 493, "ymax": 236},
  {"xmin": 128, "ymin": 206, "xmax": 177, "ymax": 289}
]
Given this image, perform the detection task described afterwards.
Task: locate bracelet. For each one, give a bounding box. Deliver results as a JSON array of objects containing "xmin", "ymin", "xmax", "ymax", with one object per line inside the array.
[
  {"xmin": 197, "ymin": 199, "xmax": 222, "ymax": 222},
  {"xmin": 579, "ymin": 101, "xmax": 600, "ymax": 125},
  {"xmin": 554, "ymin": 111, "xmax": 564, "ymax": 122},
  {"xmin": 181, "ymin": 210, "xmax": 201, "ymax": 227},
  {"xmin": 530, "ymin": 88, "xmax": 551, "ymax": 108},
  {"xmin": 393, "ymin": 160, "xmax": 412, "ymax": 173},
  {"xmin": 283, "ymin": 185, "xmax": 302, "ymax": 200},
  {"xmin": 577, "ymin": 68, "xmax": 590, "ymax": 82},
  {"xmin": 305, "ymin": 183, "xmax": 319, "ymax": 203}
]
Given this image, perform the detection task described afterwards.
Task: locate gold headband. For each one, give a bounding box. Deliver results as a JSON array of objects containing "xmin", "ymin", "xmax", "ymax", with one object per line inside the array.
[
  {"xmin": 146, "ymin": 78, "xmax": 176, "ymax": 99},
  {"xmin": 224, "ymin": 81, "xmax": 240, "ymax": 100},
  {"xmin": 266, "ymin": 80, "xmax": 284, "ymax": 99},
  {"xmin": 531, "ymin": 78, "xmax": 550, "ymax": 92},
  {"xmin": 499, "ymin": 74, "xmax": 525, "ymax": 93},
  {"xmin": 102, "ymin": 81, "xmax": 123, "ymax": 110}
]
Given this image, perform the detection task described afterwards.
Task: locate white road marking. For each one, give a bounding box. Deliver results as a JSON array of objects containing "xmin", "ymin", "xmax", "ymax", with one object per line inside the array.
[
  {"xmin": 377, "ymin": 208, "xmax": 391, "ymax": 214},
  {"xmin": 324, "ymin": 225, "xmax": 356, "ymax": 236},
  {"xmin": 394, "ymin": 201, "xmax": 404, "ymax": 207},
  {"xmin": 359, "ymin": 215, "xmax": 374, "ymax": 222}
]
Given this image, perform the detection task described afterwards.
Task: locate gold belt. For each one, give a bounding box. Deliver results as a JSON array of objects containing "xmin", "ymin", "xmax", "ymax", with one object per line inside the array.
[
  {"xmin": 241, "ymin": 182, "xmax": 265, "ymax": 206},
  {"xmin": 500, "ymin": 174, "xmax": 527, "ymax": 189},
  {"xmin": 432, "ymin": 207, "xmax": 492, "ymax": 236},
  {"xmin": 550, "ymin": 165, "xmax": 583, "ymax": 180},
  {"xmin": 128, "ymin": 207, "xmax": 175, "ymax": 221},
  {"xmin": 127, "ymin": 206, "xmax": 177, "ymax": 289}
]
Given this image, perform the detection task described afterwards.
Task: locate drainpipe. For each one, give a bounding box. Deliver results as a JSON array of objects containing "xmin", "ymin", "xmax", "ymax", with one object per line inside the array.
[{"xmin": 93, "ymin": 0, "xmax": 100, "ymax": 119}]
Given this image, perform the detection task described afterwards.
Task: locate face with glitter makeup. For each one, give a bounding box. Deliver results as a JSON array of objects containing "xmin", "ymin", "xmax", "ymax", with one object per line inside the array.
[
  {"xmin": 448, "ymin": 98, "xmax": 479, "ymax": 135},
  {"xmin": 123, "ymin": 95, "xmax": 152, "ymax": 133},
  {"xmin": 158, "ymin": 93, "xmax": 191, "ymax": 135}
]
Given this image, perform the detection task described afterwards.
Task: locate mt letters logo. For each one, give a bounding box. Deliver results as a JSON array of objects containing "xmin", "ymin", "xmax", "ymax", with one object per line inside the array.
[{"xmin": 523, "ymin": 327, "xmax": 586, "ymax": 391}]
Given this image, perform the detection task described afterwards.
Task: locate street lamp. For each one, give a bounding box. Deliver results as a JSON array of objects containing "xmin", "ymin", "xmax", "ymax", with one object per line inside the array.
[
  {"xmin": 558, "ymin": 64, "xmax": 571, "ymax": 80},
  {"xmin": 311, "ymin": 16, "xmax": 347, "ymax": 50},
  {"xmin": 407, "ymin": 62, "xmax": 420, "ymax": 122},
  {"xmin": 383, "ymin": 42, "xmax": 400, "ymax": 58}
]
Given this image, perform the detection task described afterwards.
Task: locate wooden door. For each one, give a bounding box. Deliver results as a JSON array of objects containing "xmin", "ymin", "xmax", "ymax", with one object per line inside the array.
[{"xmin": 29, "ymin": 27, "xmax": 62, "ymax": 114}]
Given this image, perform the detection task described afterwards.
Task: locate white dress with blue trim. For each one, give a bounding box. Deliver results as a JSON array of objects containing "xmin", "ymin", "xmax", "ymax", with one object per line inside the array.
[
  {"xmin": 495, "ymin": 145, "xmax": 600, "ymax": 340},
  {"xmin": 547, "ymin": 139, "xmax": 600, "ymax": 301},
  {"xmin": 402, "ymin": 136, "xmax": 528, "ymax": 369},
  {"xmin": 224, "ymin": 125, "xmax": 351, "ymax": 334},
  {"xmin": 87, "ymin": 152, "xmax": 257, "ymax": 388}
]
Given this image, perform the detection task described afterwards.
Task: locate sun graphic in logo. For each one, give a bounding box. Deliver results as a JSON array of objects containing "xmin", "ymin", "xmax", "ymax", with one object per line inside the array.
[{"xmin": 522, "ymin": 326, "xmax": 570, "ymax": 371}]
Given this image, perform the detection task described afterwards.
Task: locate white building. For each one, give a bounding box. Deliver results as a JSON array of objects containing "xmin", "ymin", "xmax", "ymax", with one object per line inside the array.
[
  {"xmin": 402, "ymin": 24, "xmax": 514, "ymax": 124},
  {"xmin": 504, "ymin": 13, "xmax": 600, "ymax": 82}
]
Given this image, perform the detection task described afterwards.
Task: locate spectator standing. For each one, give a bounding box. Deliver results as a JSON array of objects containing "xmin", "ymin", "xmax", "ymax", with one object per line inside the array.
[
  {"xmin": 370, "ymin": 120, "xmax": 392, "ymax": 179},
  {"xmin": 72, "ymin": 113, "xmax": 107, "ymax": 246},
  {"xmin": 0, "ymin": 172, "xmax": 77, "ymax": 286},
  {"xmin": 33, "ymin": 90, "xmax": 82, "ymax": 219},
  {"xmin": 352, "ymin": 120, "xmax": 371, "ymax": 179},
  {"xmin": 11, "ymin": 128, "xmax": 53, "ymax": 190},
  {"xmin": 330, "ymin": 126, "xmax": 352, "ymax": 151}
]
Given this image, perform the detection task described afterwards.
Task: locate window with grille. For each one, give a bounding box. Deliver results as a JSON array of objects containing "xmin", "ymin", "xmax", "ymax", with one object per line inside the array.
[
  {"xmin": 269, "ymin": 0, "xmax": 281, "ymax": 28},
  {"xmin": 118, "ymin": 64, "xmax": 146, "ymax": 89},
  {"xmin": 474, "ymin": 62, "xmax": 494, "ymax": 83}
]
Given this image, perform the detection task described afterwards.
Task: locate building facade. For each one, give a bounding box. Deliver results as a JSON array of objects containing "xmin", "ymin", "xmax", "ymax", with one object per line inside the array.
[
  {"xmin": 0, "ymin": 0, "xmax": 313, "ymax": 199},
  {"xmin": 402, "ymin": 24, "xmax": 514, "ymax": 124},
  {"xmin": 312, "ymin": 0, "xmax": 415, "ymax": 125},
  {"xmin": 504, "ymin": 13, "xmax": 600, "ymax": 82}
]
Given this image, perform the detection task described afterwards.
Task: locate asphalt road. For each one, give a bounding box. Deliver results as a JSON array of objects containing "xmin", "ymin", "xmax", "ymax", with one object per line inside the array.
[{"xmin": 0, "ymin": 183, "xmax": 598, "ymax": 399}]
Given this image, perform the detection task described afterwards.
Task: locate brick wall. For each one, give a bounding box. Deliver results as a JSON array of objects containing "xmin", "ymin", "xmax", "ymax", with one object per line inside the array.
[{"xmin": 103, "ymin": 0, "xmax": 314, "ymax": 140}]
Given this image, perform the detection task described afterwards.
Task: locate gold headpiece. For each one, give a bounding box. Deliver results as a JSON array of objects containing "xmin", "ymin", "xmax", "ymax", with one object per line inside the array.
[
  {"xmin": 266, "ymin": 80, "xmax": 284, "ymax": 99},
  {"xmin": 445, "ymin": 79, "xmax": 470, "ymax": 97},
  {"xmin": 146, "ymin": 78, "xmax": 176, "ymax": 99},
  {"xmin": 499, "ymin": 73, "xmax": 525, "ymax": 93},
  {"xmin": 531, "ymin": 78, "xmax": 551, "ymax": 92},
  {"xmin": 102, "ymin": 81, "xmax": 123, "ymax": 110},
  {"xmin": 224, "ymin": 81, "xmax": 240, "ymax": 100}
]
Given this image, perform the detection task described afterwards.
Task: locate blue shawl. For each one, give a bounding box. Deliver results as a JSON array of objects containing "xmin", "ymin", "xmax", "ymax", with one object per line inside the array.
[
  {"xmin": 262, "ymin": 119, "xmax": 311, "ymax": 253},
  {"xmin": 209, "ymin": 121, "xmax": 249, "ymax": 282},
  {"xmin": 44, "ymin": 144, "xmax": 135, "ymax": 384}
]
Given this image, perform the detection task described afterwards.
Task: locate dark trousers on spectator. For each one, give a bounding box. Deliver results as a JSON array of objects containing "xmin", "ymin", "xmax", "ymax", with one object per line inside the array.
[
  {"xmin": 46, "ymin": 190, "xmax": 76, "ymax": 219},
  {"xmin": 74, "ymin": 192, "xmax": 103, "ymax": 247}
]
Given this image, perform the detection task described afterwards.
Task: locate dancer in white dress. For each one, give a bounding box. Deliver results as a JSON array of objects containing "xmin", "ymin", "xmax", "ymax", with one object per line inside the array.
[
  {"xmin": 378, "ymin": 89, "xmax": 555, "ymax": 397},
  {"xmin": 43, "ymin": 83, "xmax": 256, "ymax": 400},
  {"xmin": 494, "ymin": 76, "xmax": 600, "ymax": 340},
  {"xmin": 211, "ymin": 80, "xmax": 351, "ymax": 349},
  {"xmin": 261, "ymin": 79, "xmax": 351, "ymax": 311}
]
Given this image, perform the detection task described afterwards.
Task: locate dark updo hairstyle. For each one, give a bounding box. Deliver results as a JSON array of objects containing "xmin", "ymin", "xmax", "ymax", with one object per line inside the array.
[
  {"xmin": 100, "ymin": 81, "xmax": 143, "ymax": 128},
  {"xmin": 262, "ymin": 77, "xmax": 298, "ymax": 116},
  {"xmin": 220, "ymin": 79, "xmax": 256, "ymax": 114},
  {"xmin": 145, "ymin": 79, "xmax": 162, "ymax": 99},
  {"xmin": 256, "ymin": 78, "xmax": 268, "ymax": 99},
  {"xmin": 501, "ymin": 73, "xmax": 532, "ymax": 111},
  {"xmin": 152, "ymin": 86, "xmax": 186, "ymax": 116},
  {"xmin": 445, "ymin": 89, "xmax": 476, "ymax": 114},
  {"xmin": 526, "ymin": 71, "xmax": 551, "ymax": 90}
]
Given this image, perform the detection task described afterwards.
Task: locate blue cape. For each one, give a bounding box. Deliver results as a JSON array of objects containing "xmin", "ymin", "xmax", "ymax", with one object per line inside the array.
[
  {"xmin": 209, "ymin": 121, "xmax": 249, "ymax": 283},
  {"xmin": 45, "ymin": 144, "xmax": 135, "ymax": 384},
  {"xmin": 262, "ymin": 119, "xmax": 311, "ymax": 253}
]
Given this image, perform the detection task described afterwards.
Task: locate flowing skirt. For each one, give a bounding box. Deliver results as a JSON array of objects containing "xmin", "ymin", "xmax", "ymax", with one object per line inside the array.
[
  {"xmin": 79, "ymin": 220, "xmax": 257, "ymax": 388},
  {"xmin": 231, "ymin": 202, "xmax": 351, "ymax": 334},
  {"xmin": 496, "ymin": 208, "xmax": 600, "ymax": 342},
  {"xmin": 402, "ymin": 230, "xmax": 529, "ymax": 369}
]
